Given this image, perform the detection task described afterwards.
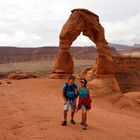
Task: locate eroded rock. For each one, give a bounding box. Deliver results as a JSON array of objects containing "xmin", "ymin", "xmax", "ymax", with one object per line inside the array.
[
  {"xmin": 49, "ymin": 8, "xmax": 120, "ymax": 96},
  {"xmin": 8, "ymin": 73, "xmax": 37, "ymax": 80},
  {"xmin": 50, "ymin": 8, "xmax": 115, "ymax": 79}
]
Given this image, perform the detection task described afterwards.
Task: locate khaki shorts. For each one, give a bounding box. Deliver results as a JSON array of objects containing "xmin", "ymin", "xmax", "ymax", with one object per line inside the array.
[{"xmin": 81, "ymin": 105, "xmax": 87, "ymax": 113}]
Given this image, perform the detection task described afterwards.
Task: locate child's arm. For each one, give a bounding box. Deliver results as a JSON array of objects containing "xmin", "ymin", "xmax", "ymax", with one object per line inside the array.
[
  {"xmin": 75, "ymin": 88, "xmax": 79, "ymax": 97},
  {"xmin": 88, "ymin": 89, "xmax": 92, "ymax": 100},
  {"xmin": 62, "ymin": 90, "xmax": 67, "ymax": 102},
  {"xmin": 62, "ymin": 85, "xmax": 67, "ymax": 104},
  {"xmin": 75, "ymin": 84, "xmax": 79, "ymax": 97}
]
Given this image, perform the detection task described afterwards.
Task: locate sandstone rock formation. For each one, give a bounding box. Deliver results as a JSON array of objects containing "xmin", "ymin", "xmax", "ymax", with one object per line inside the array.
[
  {"xmin": 50, "ymin": 8, "xmax": 120, "ymax": 95},
  {"xmin": 50, "ymin": 9, "xmax": 115, "ymax": 79},
  {"xmin": 6, "ymin": 81, "xmax": 12, "ymax": 84},
  {"xmin": 8, "ymin": 73, "xmax": 37, "ymax": 80},
  {"xmin": 79, "ymin": 56, "xmax": 140, "ymax": 93},
  {"xmin": 114, "ymin": 56, "xmax": 140, "ymax": 93}
]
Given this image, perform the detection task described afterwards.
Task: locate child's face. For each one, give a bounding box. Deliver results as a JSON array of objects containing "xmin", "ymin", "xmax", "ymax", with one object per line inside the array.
[
  {"xmin": 68, "ymin": 79, "xmax": 74, "ymax": 86},
  {"xmin": 80, "ymin": 82, "xmax": 85, "ymax": 88}
]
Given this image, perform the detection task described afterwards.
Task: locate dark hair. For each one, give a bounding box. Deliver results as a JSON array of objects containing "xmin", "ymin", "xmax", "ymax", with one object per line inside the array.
[
  {"xmin": 68, "ymin": 75, "xmax": 75, "ymax": 81},
  {"xmin": 80, "ymin": 79, "xmax": 87, "ymax": 87}
]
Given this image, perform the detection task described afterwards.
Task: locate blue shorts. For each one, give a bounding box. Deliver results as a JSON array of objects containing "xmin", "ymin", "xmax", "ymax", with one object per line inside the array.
[{"xmin": 64, "ymin": 100, "xmax": 76, "ymax": 113}]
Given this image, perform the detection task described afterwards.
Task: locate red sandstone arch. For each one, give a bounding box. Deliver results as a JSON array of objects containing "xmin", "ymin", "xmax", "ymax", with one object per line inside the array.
[{"xmin": 50, "ymin": 9, "xmax": 115, "ymax": 79}]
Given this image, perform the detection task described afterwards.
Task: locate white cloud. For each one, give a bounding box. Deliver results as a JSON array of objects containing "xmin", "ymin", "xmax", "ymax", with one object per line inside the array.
[
  {"xmin": 0, "ymin": 31, "xmax": 41, "ymax": 47},
  {"xmin": 72, "ymin": 33, "xmax": 95, "ymax": 46},
  {"xmin": 103, "ymin": 12, "xmax": 140, "ymax": 45},
  {"xmin": 0, "ymin": 0, "xmax": 139, "ymax": 47}
]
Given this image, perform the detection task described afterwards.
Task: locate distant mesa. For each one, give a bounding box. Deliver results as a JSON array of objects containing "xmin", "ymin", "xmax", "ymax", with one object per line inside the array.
[{"xmin": 0, "ymin": 45, "xmax": 139, "ymax": 64}]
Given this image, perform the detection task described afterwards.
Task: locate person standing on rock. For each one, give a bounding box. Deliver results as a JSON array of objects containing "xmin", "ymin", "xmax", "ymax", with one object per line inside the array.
[
  {"xmin": 61, "ymin": 75, "xmax": 78, "ymax": 126},
  {"xmin": 77, "ymin": 79, "xmax": 92, "ymax": 130}
]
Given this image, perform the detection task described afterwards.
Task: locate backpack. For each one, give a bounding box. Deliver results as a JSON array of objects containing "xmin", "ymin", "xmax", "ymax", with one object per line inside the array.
[{"xmin": 64, "ymin": 83, "xmax": 78, "ymax": 99}]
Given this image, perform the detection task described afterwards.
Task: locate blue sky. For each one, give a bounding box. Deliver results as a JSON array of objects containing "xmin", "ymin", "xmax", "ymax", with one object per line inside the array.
[{"xmin": 0, "ymin": 0, "xmax": 140, "ymax": 47}]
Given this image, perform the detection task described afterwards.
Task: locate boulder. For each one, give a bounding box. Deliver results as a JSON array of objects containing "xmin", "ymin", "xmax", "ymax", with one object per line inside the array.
[{"xmin": 8, "ymin": 73, "xmax": 37, "ymax": 80}]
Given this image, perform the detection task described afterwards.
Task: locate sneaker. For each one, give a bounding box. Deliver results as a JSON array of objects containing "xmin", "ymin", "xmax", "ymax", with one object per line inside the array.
[
  {"xmin": 61, "ymin": 121, "xmax": 67, "ymax": 126},
  {"xmin": 70, "ymin": 119, "xmax": 76, "ymax": 125},
  {"xmin": 80, "ymin": 122, "xmax": 88, "ymax": 127},
  {"xmin": 82, "ymin": 125, "xmax": 87, "ymax": 130},
  {"xmin": 81, "ymin": 123, "xmax": 87, "ymax": 130}
]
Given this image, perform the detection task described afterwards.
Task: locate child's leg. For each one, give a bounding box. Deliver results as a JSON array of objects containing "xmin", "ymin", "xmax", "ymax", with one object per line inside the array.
[
  {"xmin": 64, "ymin": 110, "xmax": 67, "ymax": 121},
  {"xmin": 70, "ymin": 100, "xmax": 76, "ymax": 125},
  {"xmin": 83, "ymin": 112, "xmax": 87, "ymax": 124},
  {"xmin": 71, "ymin": 112, "xmax": 74, "ymax": 120},
  {"xmin": 62, "ymin": 100, "xmax": 70, "ymax": 126},
  {"xmin": 81, "ymin": 111, "xmax": 84, "ymax": 124},
  {"xmin": 81, "ymin": 105, "xmax": 87, "ymax": 125},
  {"xmin": 71, "ymin": 100, "xmax": 76, "ymax": 120},
  {"xmin": 63, "ymin": 100, "xmax": 70, "ymax": 121},
  {"xmin": 62, "ymin": 111, "xmax": 68, "ymax": 126}
]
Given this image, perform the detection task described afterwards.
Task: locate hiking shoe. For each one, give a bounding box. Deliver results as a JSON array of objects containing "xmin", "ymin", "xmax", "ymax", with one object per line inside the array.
[
  {"xmin": 82, "ymin": 125, "xmax": 87, "ymax": 130},
  {"xmin": 80, "ymin": 122, "xmax": 88, "ymax": 127},
  {"xmin": 70, "ymin": 119, "xmax": 76, "ymax": 125},
  {"xmin": 61, "ymin": 121, "xmax": 67, "ymax": 126},
  {"xmin": 81, "ymin": 123, "xmax": 87, "ymax": 130}
]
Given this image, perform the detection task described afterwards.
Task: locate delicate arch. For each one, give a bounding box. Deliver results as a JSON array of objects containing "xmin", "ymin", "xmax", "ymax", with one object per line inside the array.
[{"xmin": 50, "ymin": 9, "xmax": 115, "ymax": 79}]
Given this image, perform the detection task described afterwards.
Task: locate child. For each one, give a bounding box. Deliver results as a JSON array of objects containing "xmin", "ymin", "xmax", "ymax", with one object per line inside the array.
[
  {"xmin": 77, "ymin": 79, "xmax": 92, "ymax": 130},
  {"xmin": 61, "ymin": 75, "xmax": 78, "ymax": 126}
]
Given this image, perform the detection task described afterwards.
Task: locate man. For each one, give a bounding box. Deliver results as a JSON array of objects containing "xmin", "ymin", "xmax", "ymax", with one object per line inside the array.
[{"xmin": 61, "ymin": 75, "xmax": 78, "ymax": 126}]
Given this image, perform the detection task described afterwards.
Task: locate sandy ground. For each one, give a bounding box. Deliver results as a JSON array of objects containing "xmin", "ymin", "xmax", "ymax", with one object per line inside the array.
[{"xmin": 0, "ymin": 78, "xmax": 140, "ymax": 140}]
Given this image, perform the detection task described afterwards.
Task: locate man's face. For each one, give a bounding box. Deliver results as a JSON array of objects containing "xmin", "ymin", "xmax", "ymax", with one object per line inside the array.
[{"xmin": 68, "ymin": 79, "xmax": 74, "ymax": 86}]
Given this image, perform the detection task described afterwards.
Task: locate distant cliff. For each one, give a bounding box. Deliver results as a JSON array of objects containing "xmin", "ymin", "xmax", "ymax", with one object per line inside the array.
[
  {"xmin": 0, "ymin": 44, "xmax": 139, "ymax": 64},
  {"xmin": 0, "ymin": 46, "xmax": 120, "ymax": 64},
  {"xmin": 114, "ymin": 56, "xmax": 140, "ymax": 93}
]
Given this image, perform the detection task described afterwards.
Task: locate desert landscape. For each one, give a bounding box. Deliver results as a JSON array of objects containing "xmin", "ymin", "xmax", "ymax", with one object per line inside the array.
[
  {"xmin": 0, "ymin": 40, "xmax": 140, "ymax": 139},
  {"xmin": 0, "ymin": 5, "xmax": 140, "ymax": 140},
  {"xmin": 0, "ymin": 78, "xmax": 140, "ymax": 140}
]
